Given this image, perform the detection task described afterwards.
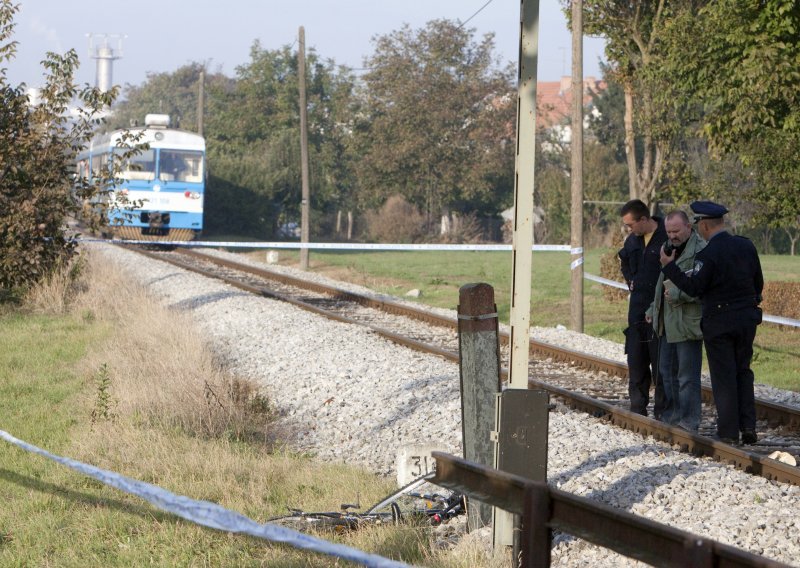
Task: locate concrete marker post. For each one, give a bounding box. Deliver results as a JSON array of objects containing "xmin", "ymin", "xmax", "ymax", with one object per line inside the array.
[{"xmin": 458, "ymin": 283, "xmax": 502, "ymax": 530}]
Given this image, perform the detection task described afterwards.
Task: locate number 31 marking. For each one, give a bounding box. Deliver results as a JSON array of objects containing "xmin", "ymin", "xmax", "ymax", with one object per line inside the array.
[{"xmin": 410, "ymin": 455, "xmax": 435, "ymax": 477}]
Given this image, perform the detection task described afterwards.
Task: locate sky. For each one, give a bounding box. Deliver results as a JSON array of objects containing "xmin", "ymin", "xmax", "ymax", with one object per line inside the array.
[{"xmin": 6, "ymin": 0, "xmax": 607, "ymax": 91}]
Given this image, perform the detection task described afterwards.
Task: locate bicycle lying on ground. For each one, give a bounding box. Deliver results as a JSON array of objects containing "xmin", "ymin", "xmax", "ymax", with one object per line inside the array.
[{"xmin": 267, "ymin": 474, "xmax": 466, "ymax": 533}]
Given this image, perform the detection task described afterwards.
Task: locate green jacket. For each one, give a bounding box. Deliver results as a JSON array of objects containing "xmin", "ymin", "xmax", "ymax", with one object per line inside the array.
[{"xmin": 646, "ymin": 230, "xmax": 706, "ymax": 343}]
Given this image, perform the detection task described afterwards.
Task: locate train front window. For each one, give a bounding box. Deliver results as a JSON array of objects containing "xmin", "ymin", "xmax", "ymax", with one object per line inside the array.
[
  {"xmin": 159, "ymin": 150, "xmax": 204, "ymax": 183},
  {"xmin": 116, "ymin": 148, "xmax": 156, "ymax": 181}
]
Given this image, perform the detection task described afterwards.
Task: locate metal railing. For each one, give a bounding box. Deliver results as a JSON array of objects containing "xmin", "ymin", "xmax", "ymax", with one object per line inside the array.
[{"xmin": 431, "ymin": 452, "xmax": 789, "ymax": 568}]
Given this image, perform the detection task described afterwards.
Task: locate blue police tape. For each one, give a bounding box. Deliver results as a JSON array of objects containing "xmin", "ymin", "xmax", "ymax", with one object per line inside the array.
[
  {"xmin": 0, "ymin": 429, "xmax": 410, "ymax": 568},
  {"xmin": 761, "ymin": 314, "xmax": 800, "ymax": 327}
]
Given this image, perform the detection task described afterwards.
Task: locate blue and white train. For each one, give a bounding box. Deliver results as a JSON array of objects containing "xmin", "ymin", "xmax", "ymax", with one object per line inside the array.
[{"xmin": 77, "ymin": 114, "xmax": 206, "ymax": 241}]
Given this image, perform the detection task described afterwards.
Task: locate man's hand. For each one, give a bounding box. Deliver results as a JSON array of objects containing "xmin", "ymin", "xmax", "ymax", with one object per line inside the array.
[{"xmin": 659, "ymin": 244, "xmax": 676, "ymax": 267}]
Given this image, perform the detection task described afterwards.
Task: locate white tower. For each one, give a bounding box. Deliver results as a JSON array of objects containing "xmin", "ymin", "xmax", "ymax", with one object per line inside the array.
[{"xmin": 87, "ymin": 34, "xmax": 125, "ymax": 92}]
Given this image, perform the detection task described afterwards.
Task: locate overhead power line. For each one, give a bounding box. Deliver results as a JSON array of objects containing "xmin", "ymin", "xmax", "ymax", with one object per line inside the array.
[{"xmin": 458, "ymin": 0, "xmax": 496, "ymax": 30}]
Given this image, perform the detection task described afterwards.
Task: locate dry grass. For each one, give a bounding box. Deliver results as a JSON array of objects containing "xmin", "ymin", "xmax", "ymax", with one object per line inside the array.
[
  {"xmin": 22, "ymin": 253, "xmax": 88, "ymax": 314},
  {"xmin": 3, "ymin": 247, "xmax": 506, "ymax": 565},
  {"xmin": 72, "ymin": 249, "xmax": 275, "ymax": 444}
]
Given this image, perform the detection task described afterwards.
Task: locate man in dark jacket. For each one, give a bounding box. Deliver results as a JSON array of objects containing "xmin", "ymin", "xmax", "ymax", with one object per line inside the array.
[
  {"xmin": 660, "ymin": 201, "xmax": 763, "ymax": 445},
  {"xmin": 619, "ymin": 199, "xmax": 667, "ymax": 419}
]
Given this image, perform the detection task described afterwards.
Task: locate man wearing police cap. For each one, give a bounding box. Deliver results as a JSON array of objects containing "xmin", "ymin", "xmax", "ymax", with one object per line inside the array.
[{"xmin": 659, "ymin": 201, "xmax": 764, "ymax": 445}]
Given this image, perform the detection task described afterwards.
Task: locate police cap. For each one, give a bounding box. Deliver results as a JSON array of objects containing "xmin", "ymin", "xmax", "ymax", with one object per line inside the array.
[{"xmin": 690, "ymin": 200, "xmax": 728, "ymax": 222}]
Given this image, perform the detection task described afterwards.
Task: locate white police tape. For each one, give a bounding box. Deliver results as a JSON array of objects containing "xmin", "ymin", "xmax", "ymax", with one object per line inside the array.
[
  {"xmin": 83, "ymin": 237, "xmax": 800, "ymax": 328},
  {"xmin": 84, "ymin": 238, "xmax": 571, "ymax": 252},
  {"xmin": 762, "ymin": 314, "xmax": 800, "ymax": 327},
  {"xmin": 584, "ymin": 272, "xmax": 629, "ymax": 290},
  {"xmin": 582, "ymin": 273, "xmax": 800, "ymax": 328},
  {"xmin": 0, "ymin": 429, "xmax": 409, "ymax": 568}
]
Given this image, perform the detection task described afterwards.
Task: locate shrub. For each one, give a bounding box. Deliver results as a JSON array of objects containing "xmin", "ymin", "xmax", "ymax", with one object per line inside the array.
[
  {"xmin": 439, "ymin": 211, "xmax": 485, "ymax": 244},
  {"xmin": 599, "ymin": 229, "xmax": 628, "ymax": 301},
  {"xmin": 762, "ymin": 282, "xmax": 800, "ymax": 322},
  {"xmin": 0, "ymin": 3, "xmax": 115, "ymax": 299},
  {"xmin": 364, "ymin": 194, "xmax": 426, "ymax": 243}
]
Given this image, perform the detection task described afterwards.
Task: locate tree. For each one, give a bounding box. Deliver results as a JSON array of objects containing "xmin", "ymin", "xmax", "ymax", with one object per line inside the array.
[
  {"xmin": 111, "ymin": 43, "xmax": 359, "ymax": 238},
  {"xmin": 572, "ymin": 0, "xmax": 708, "ymax": 208},
  {"xmin": 353, "ymin": 20, "xmax": 516, "ymax": 222},
  {"xmin": 231, "ymin": 43, "xmax": 357, "ymax": 232},
  {"xmin": 108, "ymin": 62, "xmax": 224, "ymax": 132},
  {"xmin": 587, "ymin": 66, "xmax": 628, "ymax": 164},
  {"xmin": 0, "ymin": 1, "xmax": 114, "ymax": 296},
  {"xmin": 660, "ymin": 0, "xmax": 800, "ymax": 239}
]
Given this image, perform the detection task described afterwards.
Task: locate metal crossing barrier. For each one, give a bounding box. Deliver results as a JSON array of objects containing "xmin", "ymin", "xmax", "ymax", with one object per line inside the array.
[{"xmin": 431, "ymin": 452, "xmax": 790, "ymax": 568}]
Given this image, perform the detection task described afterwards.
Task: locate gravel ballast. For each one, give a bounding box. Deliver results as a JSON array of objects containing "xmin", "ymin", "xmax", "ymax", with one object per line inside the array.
[{"xmin": 93, "ymin": 243, "xmax": 800, "ymax": 567}]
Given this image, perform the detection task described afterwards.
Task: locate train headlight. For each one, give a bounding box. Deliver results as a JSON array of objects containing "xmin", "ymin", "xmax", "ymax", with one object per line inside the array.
[{"xmin": 184, "ymin": 191, "xmax": 200, "ymax": 199}]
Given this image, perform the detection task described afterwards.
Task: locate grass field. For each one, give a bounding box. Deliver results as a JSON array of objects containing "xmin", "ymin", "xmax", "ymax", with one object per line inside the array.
[
  {"xmin": 0, "ymin": 252, "xmax": 498, "ymax": 567},
  {"xmin": 247, "ymin": 247, "xmax": 800, "ymax": 391}
]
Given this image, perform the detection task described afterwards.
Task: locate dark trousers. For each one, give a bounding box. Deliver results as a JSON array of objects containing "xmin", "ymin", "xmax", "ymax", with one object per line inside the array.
[
  {"xmin": 703, "ymin": 310, "xmax": 759, "ymax": 439},
  {"xmin": 625, "ymin": 321, "xmax": 665, "ymax": 418}
]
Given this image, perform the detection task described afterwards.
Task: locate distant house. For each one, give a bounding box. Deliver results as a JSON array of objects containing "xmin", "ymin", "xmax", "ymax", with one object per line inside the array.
[{"xmin": 536, "ymin": 75, "xmax": 606, "ymax": 142}]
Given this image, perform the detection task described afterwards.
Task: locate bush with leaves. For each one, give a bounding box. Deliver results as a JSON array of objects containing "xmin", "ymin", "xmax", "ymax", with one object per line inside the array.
[
  {"xmin": 0, "ymin": 1, "xmax": 115, "ymax": 299},
  {"xmin": 363, "ymin": 194, "xmax": 426, "ymax": 243}
]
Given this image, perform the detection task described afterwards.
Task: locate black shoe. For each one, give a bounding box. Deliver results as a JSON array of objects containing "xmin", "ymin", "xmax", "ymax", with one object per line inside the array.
[
  {"xmin": 741, "ymin": 429, "xmax": 758, "ymax": 444},
  {"xmin": 712, "ymin": 434, "xmax": 740, "ymax": 445}
]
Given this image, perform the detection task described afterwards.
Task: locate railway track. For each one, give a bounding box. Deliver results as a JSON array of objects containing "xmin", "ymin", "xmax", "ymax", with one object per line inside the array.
[{"xmin": 126, "ymin": 245, "xmax": 800, "ymax": 486}]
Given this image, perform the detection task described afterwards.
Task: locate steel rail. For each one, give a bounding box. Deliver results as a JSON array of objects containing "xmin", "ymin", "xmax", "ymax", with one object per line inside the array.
[
  {"xmin": 175, "ymin": 248, "xmax": 800, "ymax": 428},
  {"xmin": 129, "ymin": 246, "xmax": 800, "ymax": 486},
  {"xmin": 175, "ymin": 248, "xmax": 629, "ymax": 374},
  {"xmin": 132, "ymin": 246, "xmax": 456, "ymax": 362}
]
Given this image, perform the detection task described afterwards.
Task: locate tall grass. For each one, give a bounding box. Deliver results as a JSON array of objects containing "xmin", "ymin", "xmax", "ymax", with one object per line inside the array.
[
  {"xmin": 71, "ymin": 251, "xmax": 274, "ymax": 442},
  {"xmin": 22, "ymin": 254, "xmax": 87, "ymax": 314},
  {"xmin": 2, "ymin": 247, "xmax": 501, "ymax": 566}
]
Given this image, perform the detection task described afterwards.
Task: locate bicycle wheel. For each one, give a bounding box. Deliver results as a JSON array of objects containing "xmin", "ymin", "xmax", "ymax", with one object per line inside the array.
[
  {"xmin": 268, "ymin": 511, "xmax": 395, "ymax": 533},
  {"xmin": 268, "ymin": 514, "xmax": 327, "ymax": 532},
  {"xmin": 365, "ymin": 474, "xmax": 464, "ymax": 524},
  {"xmin": 364, "ymin": 473, "xmax": 435, "ymax": 514}
]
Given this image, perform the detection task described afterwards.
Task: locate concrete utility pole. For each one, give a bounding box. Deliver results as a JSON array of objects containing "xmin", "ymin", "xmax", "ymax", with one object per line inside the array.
[
  {"xmin": 496, "ymin": 0, "xmax": 540, "ymax": 550},
  {"xmin": 298, "ymin": 26, "xmax": 311, "ymax": 270},
  {"xmin": 508, "ymin": 0, "xmax": 539, "ymax": 391},
  {"xmin": 570, "ymin": 0, "xmax": 584, "ymax": 332},
  {"xmin": 457, "ymin": 283, "xmax": 502, "ymax": 530}
]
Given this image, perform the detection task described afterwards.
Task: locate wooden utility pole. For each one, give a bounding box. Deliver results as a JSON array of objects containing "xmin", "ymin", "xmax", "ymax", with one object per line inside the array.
[
  {"xmin": 298, "ymin": 27, "xmax": 311, "ymax": 270},
  {"xmin": 197, "ymin": 69, "xmax": 205, "ymax": 136},
  {"xmin": 570, "ymin": 0, "xmax": 584, "ymax": 332}
]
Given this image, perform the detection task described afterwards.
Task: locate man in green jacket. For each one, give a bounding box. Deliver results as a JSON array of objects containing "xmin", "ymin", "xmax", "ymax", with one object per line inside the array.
[{"xmin": 646, "ymin": 210, "xmax": 706, "ymax": 431}]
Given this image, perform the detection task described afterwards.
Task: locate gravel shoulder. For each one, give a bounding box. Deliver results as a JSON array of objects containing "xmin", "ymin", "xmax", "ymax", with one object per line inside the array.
[{"xmin": 94, "ymin": 243, "xmax": 800, "ymax": 567}]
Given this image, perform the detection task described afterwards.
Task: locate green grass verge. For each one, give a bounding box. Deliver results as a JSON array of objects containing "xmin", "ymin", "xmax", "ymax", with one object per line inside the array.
[{"xmin": 0, "ymin": 311, "xmax": 478, "ymax": 566}]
